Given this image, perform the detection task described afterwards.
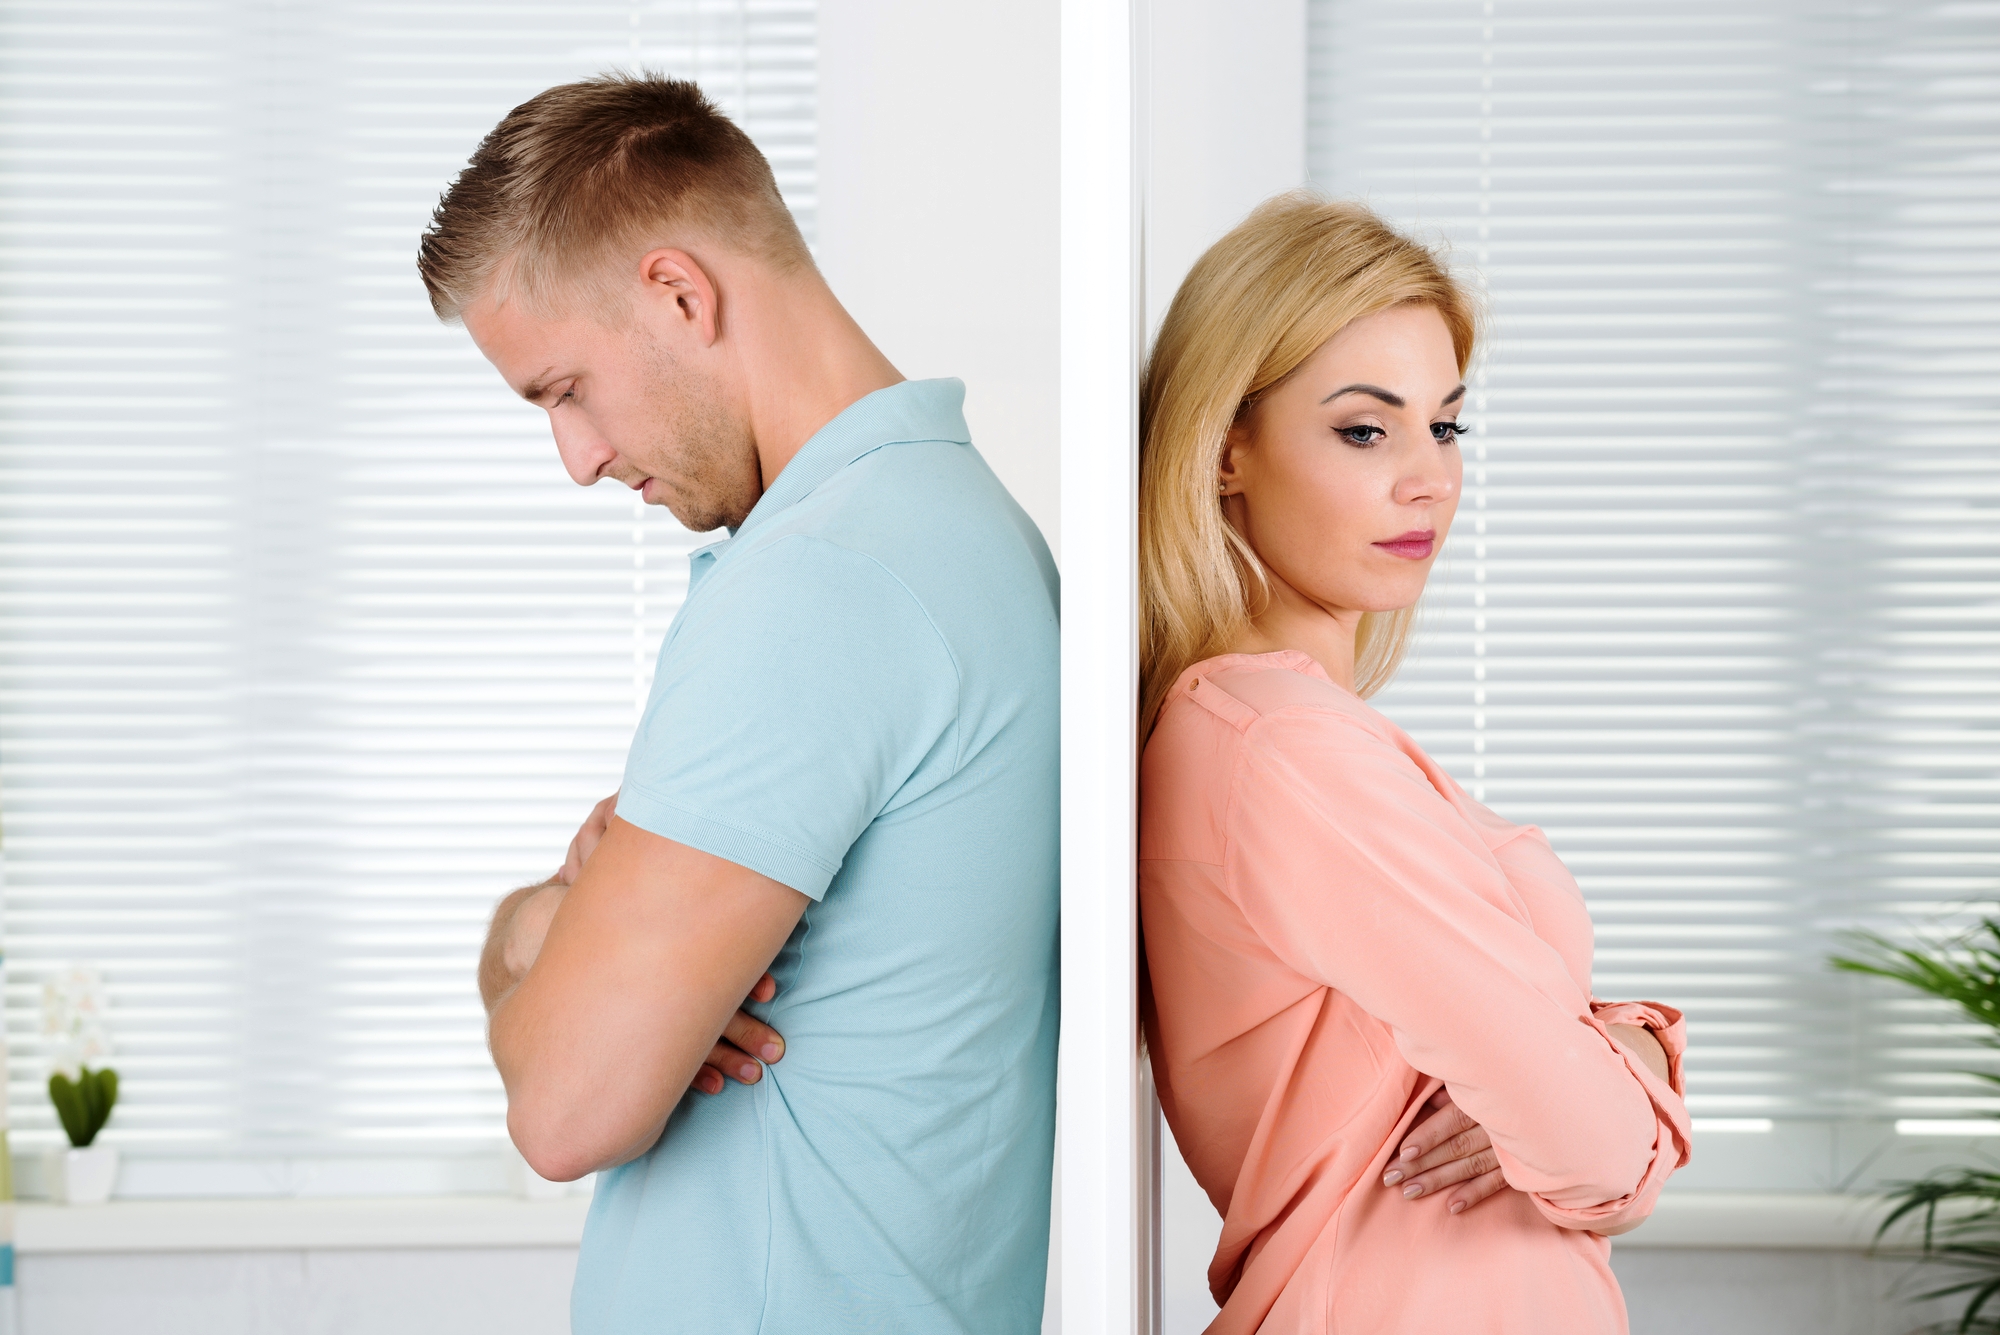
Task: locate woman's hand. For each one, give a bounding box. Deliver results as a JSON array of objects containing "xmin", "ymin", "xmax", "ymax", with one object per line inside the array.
[
  {"xmin": 1385, "ymin": 1088, "xmax": 1507, "ymax": 1215},
  {"xmin": 1607, "ymin": 1022, "xmax": 1670, "ymax": 1083}
]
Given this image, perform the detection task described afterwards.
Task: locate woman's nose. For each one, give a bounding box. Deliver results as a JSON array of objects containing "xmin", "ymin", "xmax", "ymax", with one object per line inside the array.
[{"xmin": 1394, "ymin": 440, "xmax": 1458, "ymax": 506}]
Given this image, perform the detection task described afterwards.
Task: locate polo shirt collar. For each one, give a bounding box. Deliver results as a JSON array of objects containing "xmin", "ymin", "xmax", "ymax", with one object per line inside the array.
[{"xmin": 737, "ymin": 377, "xmax": 970, "ymax": 540}]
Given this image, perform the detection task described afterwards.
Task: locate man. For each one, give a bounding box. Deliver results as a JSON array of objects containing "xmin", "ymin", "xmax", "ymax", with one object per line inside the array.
[{"xmin": 420, "ymin": 74, "xmax": 1059, "ymax": 1333}]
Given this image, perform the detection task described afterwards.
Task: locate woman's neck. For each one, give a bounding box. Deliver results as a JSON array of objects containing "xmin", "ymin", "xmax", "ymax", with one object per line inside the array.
[{"xmin": 1223, "ymin": 574, "xmax": 1364, "ymax": 692}]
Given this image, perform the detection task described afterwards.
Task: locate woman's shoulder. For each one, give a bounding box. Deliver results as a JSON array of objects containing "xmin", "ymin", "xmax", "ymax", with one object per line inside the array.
[{"xmin": 1150, "ymin": 651, "xmax": 1394, "ymax": 752}]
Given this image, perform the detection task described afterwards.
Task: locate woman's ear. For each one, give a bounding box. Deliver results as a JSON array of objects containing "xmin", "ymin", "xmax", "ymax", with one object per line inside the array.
[{"xmin": 1218, "ymin": 418, "xmax": 1253, "ymax": 496}]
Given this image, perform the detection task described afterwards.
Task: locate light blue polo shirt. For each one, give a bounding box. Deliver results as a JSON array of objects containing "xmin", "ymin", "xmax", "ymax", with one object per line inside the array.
[{"xmin": 572, "ymin": 379, "xmax": 1060, "ymax": 1335}]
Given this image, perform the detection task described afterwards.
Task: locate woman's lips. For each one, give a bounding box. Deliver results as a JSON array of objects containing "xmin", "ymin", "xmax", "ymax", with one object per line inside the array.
[{"xmin": 1373, "ymin": 530, "xmax": 1436, "ymax": 560}]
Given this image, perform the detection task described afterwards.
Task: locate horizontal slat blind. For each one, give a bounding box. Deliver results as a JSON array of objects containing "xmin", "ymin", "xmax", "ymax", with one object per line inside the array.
[
  {"xmin": 0, "ymin": 0, "xmax": 814, "ymax": 1181},
  {"xmin": 1309, "ymin": 0, "xmax": 2000, "ymax": 1130}
]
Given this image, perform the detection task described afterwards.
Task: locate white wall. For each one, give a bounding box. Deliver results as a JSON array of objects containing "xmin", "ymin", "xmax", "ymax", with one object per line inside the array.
[
  {"xmin": 11, "ymin": 1242, "xmax": 1951, "ymax": 1335},
  {"xmin": 17, "ymin": 1249, "xmax": 576, "ymax": 1334},
  {"xmin": 1141, "ymin": 4, "xmax": 1307, "ymax": 1326},
  {"xmin": 816, "ymin": 0, "xmax": 1062, "ymax": 558},
  {"xmin": 1144, "ymin": 0, "xmax": 1307, "ymax": 332}
]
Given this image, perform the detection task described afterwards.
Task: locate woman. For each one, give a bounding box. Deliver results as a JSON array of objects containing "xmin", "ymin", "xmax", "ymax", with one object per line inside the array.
[{"xmin": 1139, "ymin": 193, "xmax": 1691, "ymax": 1334}]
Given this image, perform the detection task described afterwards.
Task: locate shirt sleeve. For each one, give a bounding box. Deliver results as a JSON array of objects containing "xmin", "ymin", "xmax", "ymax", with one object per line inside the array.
[
  {"xmin": 616, "ymin": 534, "xmax": 960, "ymax": 900},
  {"xmin": 1221, "ymin": 706, "xmax": 1692, "ymax": 1232}
]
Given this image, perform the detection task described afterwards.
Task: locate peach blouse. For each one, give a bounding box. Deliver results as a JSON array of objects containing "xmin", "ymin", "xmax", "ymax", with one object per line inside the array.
[{"xmin": 1140, "ymin": 653, "xmax": 1691, "ymax": 1334}]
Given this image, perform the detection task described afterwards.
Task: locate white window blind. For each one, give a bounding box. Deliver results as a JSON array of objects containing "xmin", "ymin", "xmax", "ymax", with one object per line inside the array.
[
  {"xmin": 1310, "ymin": 0, "xmax": 2000, "ymax": 1184},
  {"xmin": 0, "ymin": 1, "xmax": 814, "ymax": 1195}
]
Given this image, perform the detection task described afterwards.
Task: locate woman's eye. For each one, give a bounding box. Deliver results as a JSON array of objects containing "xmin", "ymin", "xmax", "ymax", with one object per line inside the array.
[
  {"xmin": 1337, "ymin": 425, "xmax": 1385, "ymax": 446},
  {"xmin": 1432, "ymin": 419, "xmax": 1465, "ymax": 443}
]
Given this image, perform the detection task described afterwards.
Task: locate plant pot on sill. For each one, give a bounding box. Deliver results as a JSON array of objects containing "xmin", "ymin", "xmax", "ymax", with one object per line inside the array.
[{"xmin": 45, "ymin": 1144, "xmax": 118, "ymax": 1205}]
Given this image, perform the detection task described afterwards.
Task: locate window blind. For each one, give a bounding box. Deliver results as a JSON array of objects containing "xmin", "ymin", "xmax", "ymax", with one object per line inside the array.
[
  {"xmin": 1310, "ymin": 0, "xmax": 2000, "ymax": 1178},
  {"xmin": 0, "ymin": 0, "xmax": 814, "ymax": 1194}
]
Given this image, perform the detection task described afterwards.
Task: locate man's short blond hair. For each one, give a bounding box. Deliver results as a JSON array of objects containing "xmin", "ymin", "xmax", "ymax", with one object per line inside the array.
[{"xmin": 418, "ymin": 72, "xmax": 811, "ymax": 322}]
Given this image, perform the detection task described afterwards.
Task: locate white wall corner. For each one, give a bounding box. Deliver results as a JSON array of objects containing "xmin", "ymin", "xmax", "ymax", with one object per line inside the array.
[
  {"xmin": 1143, "ymin": 0, "xmax": 1308, "ymax": 332},
  {"xmin": 816, "ymin": 0, "xmax": 1063, "ymax": 559}
]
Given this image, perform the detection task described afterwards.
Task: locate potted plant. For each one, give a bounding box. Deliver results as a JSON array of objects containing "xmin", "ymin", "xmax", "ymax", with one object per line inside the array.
[
  {"xmin": 1834, "ymin": 920, "xmax": 2000, "ymax": 1332},
  {"xmin": 39, "ymin": 965, "xmax": 119, "ymax": 1205},
  {"xmin": 44, "ymin": 1067, "xmax": 118, "ymax": 1205}
]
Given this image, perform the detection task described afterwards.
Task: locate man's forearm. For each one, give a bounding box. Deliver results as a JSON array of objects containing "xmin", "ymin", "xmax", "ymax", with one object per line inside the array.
[{"xmin": 492, "ymin": 817, "xmax": 808, "ymax": 1181}]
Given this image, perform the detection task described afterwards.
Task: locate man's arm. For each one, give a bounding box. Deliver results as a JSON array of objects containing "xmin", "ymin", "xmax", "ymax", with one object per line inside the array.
[{"xmin": 490, "ymin": 816, "xmax": 810, "ymax": 1181}]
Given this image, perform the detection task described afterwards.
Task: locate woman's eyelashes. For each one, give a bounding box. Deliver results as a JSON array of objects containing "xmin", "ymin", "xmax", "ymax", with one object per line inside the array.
[{"xmin": 1333, "ymin": 420, "xmax": 1466, "ymax": 447}]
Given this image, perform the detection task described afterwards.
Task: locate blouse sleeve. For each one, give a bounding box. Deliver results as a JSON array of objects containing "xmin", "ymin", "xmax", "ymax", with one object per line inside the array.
[{"xmin": 1221, "ymin": 706, "xmax": 1692, "ymax": 1232}]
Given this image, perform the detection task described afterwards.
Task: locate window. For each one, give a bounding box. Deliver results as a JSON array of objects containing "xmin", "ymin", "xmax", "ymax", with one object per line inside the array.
[
  {"xmin": 0, "ymin": 0, "xmax": 814, "ymax": 1195},
  {"xmin": 1310, "ymin": 0, "xmax": 2000, "ymax": 1187}
]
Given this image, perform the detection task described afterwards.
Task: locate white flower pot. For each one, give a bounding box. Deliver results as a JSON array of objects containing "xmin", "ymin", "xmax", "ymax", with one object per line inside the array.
[{"xmin": 46, "ymin": 1145, "xmax": 118, "ymax": 1205}]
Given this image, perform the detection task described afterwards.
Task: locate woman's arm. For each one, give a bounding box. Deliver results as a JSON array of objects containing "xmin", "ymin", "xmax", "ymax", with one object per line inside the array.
[
  {"xmin": 1222, "ymin": 706, "xmax": 1692, "ymax": 1232},
  {"xmin": 1387, "ymin": 1021, "xmax": 1671, "ymax": 1220}
]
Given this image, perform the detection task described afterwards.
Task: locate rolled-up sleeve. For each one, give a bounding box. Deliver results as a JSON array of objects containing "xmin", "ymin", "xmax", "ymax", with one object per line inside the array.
[{"xmin": 1221, "ymin": 707, "xmax": 1692, "ymax": 1231}]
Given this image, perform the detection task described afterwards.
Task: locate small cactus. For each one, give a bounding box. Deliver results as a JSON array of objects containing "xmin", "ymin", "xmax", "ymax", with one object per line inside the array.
[{"xmin": 49, "ymin": 1067, "xmax": 118, "ymax": 1148}]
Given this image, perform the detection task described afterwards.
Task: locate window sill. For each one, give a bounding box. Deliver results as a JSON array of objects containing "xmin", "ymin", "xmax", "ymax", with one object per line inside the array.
[
  {"xmin": 1618, "ymin": 1191, "xmax": 1905, "ymax": 1250},
  {"xmin": 8, "ymin": 1190, "xmax": 1918, "ymax": 1256},
  {"xmin": 15, "ymin": 1194, "xmax": 590, "ymax": 1254}
]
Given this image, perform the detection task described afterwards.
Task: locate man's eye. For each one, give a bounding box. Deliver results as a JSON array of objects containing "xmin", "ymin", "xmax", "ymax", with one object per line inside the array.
[{"xmin": 1337, "ymin": 425, "xmax": 1385, "ymax": 446}]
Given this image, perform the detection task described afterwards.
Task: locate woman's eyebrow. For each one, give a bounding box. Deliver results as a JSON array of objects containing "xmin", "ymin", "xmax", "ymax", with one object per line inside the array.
[
  {"xmin": 1318, "ymin": 382, "xmax": 1468, "ymax": 409},
  {"xmin": 1320, "ymin": 383, "xmax": 1405, "ymax": 407}
]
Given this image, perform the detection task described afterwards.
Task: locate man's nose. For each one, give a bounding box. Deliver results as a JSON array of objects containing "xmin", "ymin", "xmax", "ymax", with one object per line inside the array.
[{"xmin": 550, "ymin": 415, "xmax": 617, "ymax": 488}]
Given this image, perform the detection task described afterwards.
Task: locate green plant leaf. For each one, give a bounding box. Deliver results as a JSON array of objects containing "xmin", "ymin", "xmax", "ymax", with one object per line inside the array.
[
  {"xmin": 1833, "ymin": 923, "xmax": 2000, "ymax": 1037},
  {"xmin": 47, "ymin": 1073, "xmax": 90, "ymax": 1148},
  {"xmin": 1832, "ymin": 922, "xmax": 2000, "ymax": 1335},
  {"xmin": 94, "ymin": 1069, "xmax": 117, "ymax": 1130}
]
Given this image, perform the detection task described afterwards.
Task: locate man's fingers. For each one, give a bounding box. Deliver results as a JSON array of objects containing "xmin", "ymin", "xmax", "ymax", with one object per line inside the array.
[
  {"xmin": 1395, "ymin": 1097, "xmax": 1478, "ymax": 1164},
  {"xmin": 720, "ymin": 1006, "xmax": 784, "ymax": 1066},
  {"xmin": 1391, "ymin": 1146, "xmax": 1501, "ymax": 1200},
  {"xmin": 558, "ymin": 792, "xmax": 620, "ymax": 885},
  {"xmin": 747, "ymin": 972, "xmax": 778, "ymax": 1005},
  {"xmin": 692, "ymin": 1067, "xmax": 726, "ymax": 1096},
  {"xmin": 703, "ymin": 1040, "xmax": 765, "ymax": 1086},
  {"xmin": 1447, "ymin": 1167, "xmax": 1509, "ymax": 1216}
]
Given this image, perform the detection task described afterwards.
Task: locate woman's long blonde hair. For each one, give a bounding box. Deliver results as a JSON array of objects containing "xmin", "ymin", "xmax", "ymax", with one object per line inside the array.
[{"xmin": 1139, "ymin": 191, "xmax": 1478, "ymax": 737}]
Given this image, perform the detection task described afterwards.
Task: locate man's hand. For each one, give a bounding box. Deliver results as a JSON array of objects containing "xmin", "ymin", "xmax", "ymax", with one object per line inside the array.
[
  {"xmin": 479, "ymin": 874, "xmax": 789, "ymax": 1098},
  {"xmin": 491, "ymin": 816, "xmax": 811, "ymax": 1181},
  {"xmin": 1386, "ymin": 1088, "xmax": 1506, "ymax": 1215},
  {"xmin": 557, "ymin": 791, "xmax": 620, "ymax": 885}
]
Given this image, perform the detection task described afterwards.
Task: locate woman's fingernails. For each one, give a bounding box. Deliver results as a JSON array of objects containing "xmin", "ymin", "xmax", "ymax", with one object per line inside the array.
[
  {"xmin": 1400, "ymin": 1144, "xmax": 1420, "ymax": 1161},
  {"xmin": 761, "ymin": 1042, "xmax": 782, "ymax": 1063},
  {"xmin": 1382, "ymin": 1169, "xmax": 1403, "ymax": 1186},
  {"xmin": 1450, "ymin": 1200, "xmax": 1467, "ymax": 1215},
  {"xmin": 1402, "ymin": 1184, "xmax": 1423, "ymax": 1200}
]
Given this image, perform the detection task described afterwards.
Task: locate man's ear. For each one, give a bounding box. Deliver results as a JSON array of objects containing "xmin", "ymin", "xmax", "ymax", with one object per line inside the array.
[{"xmin": 636, "ymin": 248, "xmax": 722, "ymax": 348}]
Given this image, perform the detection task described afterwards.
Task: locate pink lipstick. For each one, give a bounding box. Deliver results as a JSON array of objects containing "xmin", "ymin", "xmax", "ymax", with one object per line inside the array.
[{"xmin": 1374, "ymin": 530, "xmax": 1436, "ymax": 560}]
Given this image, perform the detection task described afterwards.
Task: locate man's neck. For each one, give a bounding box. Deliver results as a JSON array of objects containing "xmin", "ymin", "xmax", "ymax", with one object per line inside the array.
[{"xmin": 728, "ymin": 266, "xmax": 904, "ymax": 492}]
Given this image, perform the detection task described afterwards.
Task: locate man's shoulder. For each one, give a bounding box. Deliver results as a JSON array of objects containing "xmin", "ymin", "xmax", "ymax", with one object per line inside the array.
[{"xmin": 743, "ymin": 441, "xmax": 1055, "ymax": 624}]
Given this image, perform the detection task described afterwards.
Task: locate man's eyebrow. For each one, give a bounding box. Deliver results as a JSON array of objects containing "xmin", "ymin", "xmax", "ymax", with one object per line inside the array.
[
  {"xmin": 1320, "ymin": 383, "xmax": 1406, "ymax": 408},
  {"xmin": 517, "ymin": 368, "xmax": 560, "ymax": 403}
]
